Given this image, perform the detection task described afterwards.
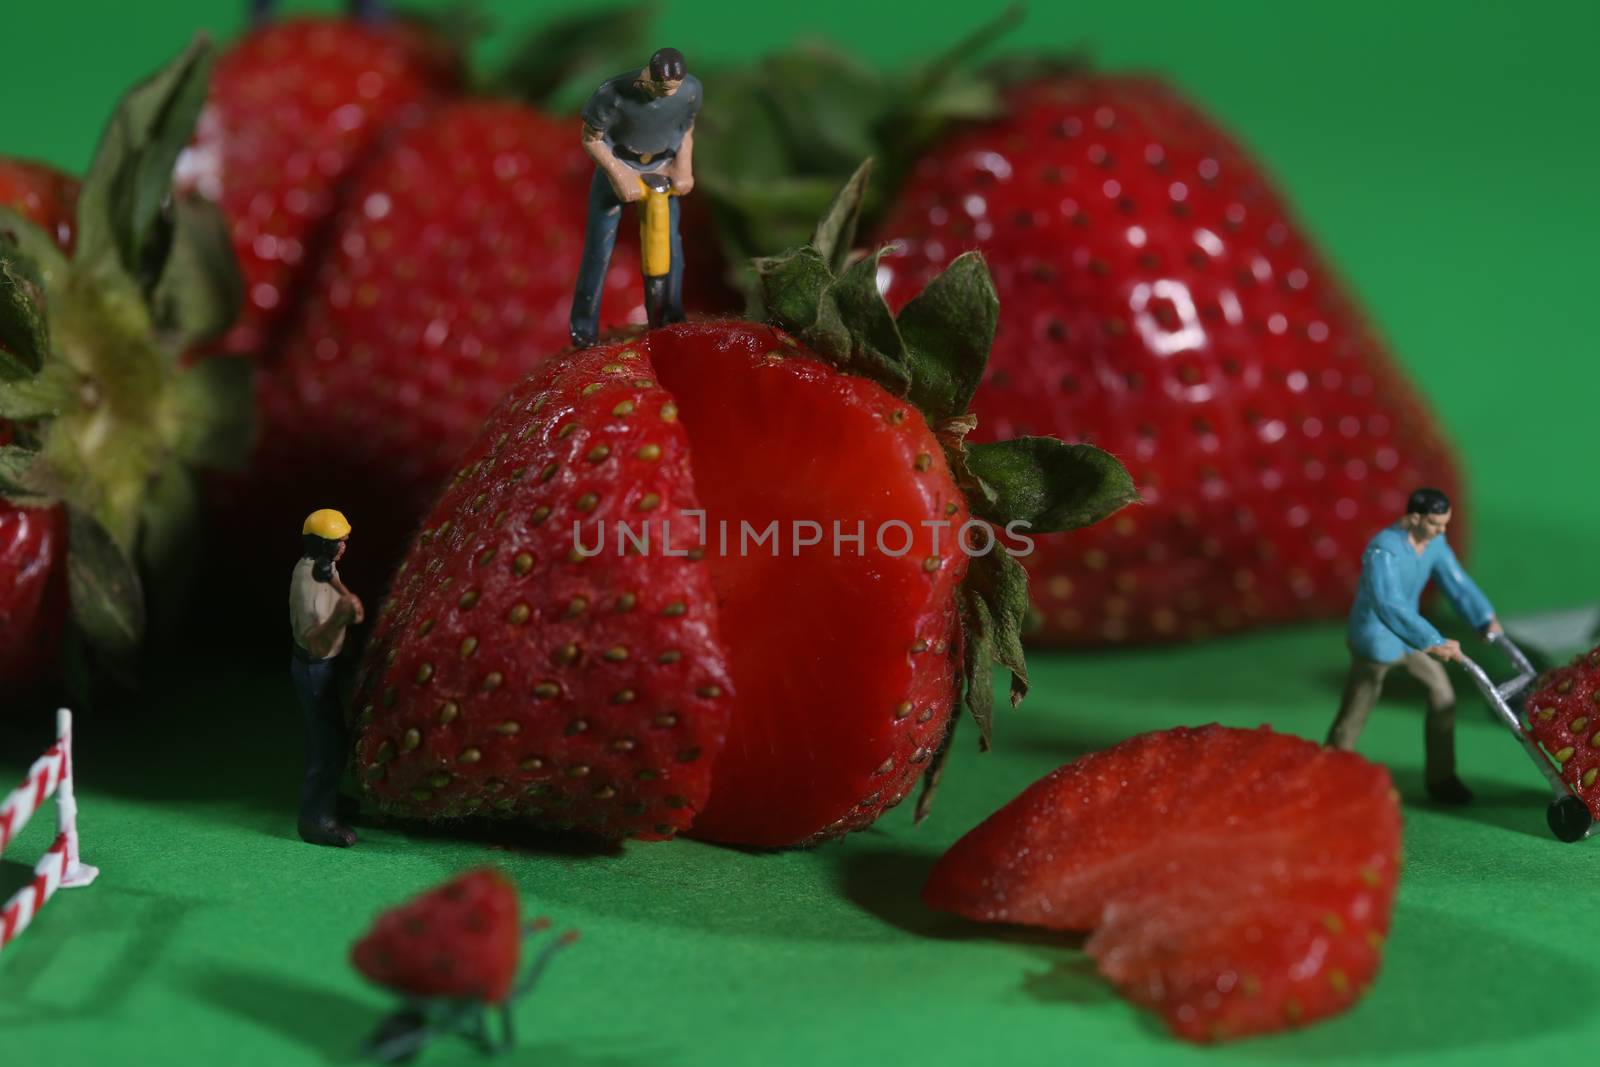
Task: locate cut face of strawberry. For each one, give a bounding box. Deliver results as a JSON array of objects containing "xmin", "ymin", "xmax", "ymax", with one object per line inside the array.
[
  {"xmin": 649, "ymin": 326, "xmax": 969, "ymax": 845},
  {"xmin": 924, "ymin": 725, "xmax": 1402, "ymax": 1042},
  {"xmin": 351, "ymin": 868, "xmax": 521, "ymax": 1004},
  {"xmin": 354, "ymin": 168, "xmax": 1136, "ymax": 846}
]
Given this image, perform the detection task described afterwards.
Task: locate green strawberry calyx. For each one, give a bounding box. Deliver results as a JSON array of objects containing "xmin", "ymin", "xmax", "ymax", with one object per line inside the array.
[
  {"xmin": 0, "ymin": 38, "xmax": 251, "ymax": 678},
  {"xmin": 754, "ymin": 160, "xmax": 1138, "ymax": 819}
]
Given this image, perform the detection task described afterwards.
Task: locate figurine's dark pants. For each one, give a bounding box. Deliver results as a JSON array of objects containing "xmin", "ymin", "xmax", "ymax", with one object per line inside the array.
[
  {"xmin": 290, "ymin": 651, "xmax": 348, "ymax": 828},
  {"xmin": 569, "ymin": 168, "xmax": 684, "ymax": 346},
  {"xmin": 1327, "ymin": 648, "xmax": 1458, "ymax": 783}
]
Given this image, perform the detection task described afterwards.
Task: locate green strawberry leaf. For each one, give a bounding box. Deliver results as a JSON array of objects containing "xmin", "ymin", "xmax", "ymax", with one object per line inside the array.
[
  {"xmin": 0, "ymin": 443, "xmax": 39, "ymax": 492},
  {"xmin": 0, "ymin": 360, "xmax": 77, "ymax": 421},
  {"xmin": 490, "ymin": 3, "xmax": 653, "ymax": 114},
  {"xmin": 151, "ymin": 195, "xmax": 244, "ymax": 352},
  {"xmin": 897, "ymin": 251, "xmax": 998, "ymax": 423},
  {"xmin": 965, "ymin": 437, "xmax": 1138, "ymax": 532},
  {"xmin": 810, "ymin": 159, "xmax": 872, "ymax": 276},
  {"xmin": 815, "ymin": 247, "xmax": 910, "ymax": 395},
  {"xmin": 75, "ymin": 38, "xmax": 214, "ymax": 292},
  {"xmin": 914, "ymin": 715, "xmax": 958, "ymax": 824},
  {"xmin": 0, "ymin": 206, "xmax": 71, "ymax": 298},
  {"xmin": 963, "ymin": 547, "xmax": 1031, "ymax": 736},
  {"xmin": 0, "ymin": 237, "xmax": 50, "ymax": 378},
  {"xmin": 171, "ymin": 356, "xmax": 255, "ymax": 472},
  {"xmin": 66, "ymin": 506, "xmax": 146, "ymax": 664},
  {"xmin": 138, "ymin": 458, "xmax": 202, "ymax": 643}
]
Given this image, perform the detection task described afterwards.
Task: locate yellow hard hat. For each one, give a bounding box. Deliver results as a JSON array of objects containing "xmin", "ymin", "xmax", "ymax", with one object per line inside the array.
[{"xmin": 302, "ymin": 509, "xmax": 352, "ymax": 540}]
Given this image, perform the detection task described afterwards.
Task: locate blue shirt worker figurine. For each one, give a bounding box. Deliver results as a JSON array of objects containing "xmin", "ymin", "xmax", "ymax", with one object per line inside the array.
[
  {"xmin": 290, "ymin": 509, "xmax": 365, "ymax": 847},
  {"xmin": 568, "ymin": 47, "xmax": 702, "ymax": 348},
  {"xmin": 1327, "ymin": 487, "xmax": 1500, "ymax": 804}
]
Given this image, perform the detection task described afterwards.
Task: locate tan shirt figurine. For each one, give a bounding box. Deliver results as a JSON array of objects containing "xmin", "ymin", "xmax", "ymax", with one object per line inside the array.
[{"xmin": 290, "ymin": 559, "xmax": 351, "ymax": 660}]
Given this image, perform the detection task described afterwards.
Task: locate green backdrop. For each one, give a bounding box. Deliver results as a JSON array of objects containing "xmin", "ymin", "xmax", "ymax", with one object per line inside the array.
[{"xmin": 3, "ymin": 1, "xmax": 1598, "ymax": 1065}]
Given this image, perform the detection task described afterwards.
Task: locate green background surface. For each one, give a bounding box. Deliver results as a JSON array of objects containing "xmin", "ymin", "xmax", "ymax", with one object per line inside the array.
[{"xmin": 3, "ymin": 1, "xmax": 1598, "ymax": 1065}]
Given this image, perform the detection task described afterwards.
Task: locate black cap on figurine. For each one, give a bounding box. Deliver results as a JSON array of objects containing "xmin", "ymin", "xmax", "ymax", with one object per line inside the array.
[
  {"xmin": 1405, "ymin": 487, "xmax": 1452, "ymax": 515},
  {"xmin": 649, "ymin": 47, "xmax": 686, "ymax": 82}
]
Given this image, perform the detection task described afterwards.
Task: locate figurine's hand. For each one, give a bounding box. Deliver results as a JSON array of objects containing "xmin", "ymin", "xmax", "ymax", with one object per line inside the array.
[
  {"xmin": 1426, "ymin": 639, "xmax": 1463, "ymax": 662},
  {"xmin": 670, "ymin": 173, "xmax": 694, "ymax": 196},
  {"xmin": 341, "ymin": 594, "xmax": 365, "ymax": 625},
  {"xmin": 611, "ymin": 175, "xmax": 645, "ymax": 203},
  {"xmin": 1482, "ymin": 617, "xmax": 1503, "ymax": 637}
]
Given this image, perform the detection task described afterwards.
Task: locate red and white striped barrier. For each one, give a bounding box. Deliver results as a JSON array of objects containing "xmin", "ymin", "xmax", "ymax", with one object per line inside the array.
[{"xmin": 0, "ymin": 709, "xmax": 97, "ymax": 954}]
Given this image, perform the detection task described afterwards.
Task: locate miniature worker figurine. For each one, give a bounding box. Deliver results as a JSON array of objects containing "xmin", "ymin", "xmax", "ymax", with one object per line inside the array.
[
  {"xmin": 568, "ymin": 47, "xmax": 701, "ymax": 348},
  {"xmin": 290, "ymin": 509, "xmax": 365, "ymax": 847},
  {"xmin": 1327, "ymin": 487, "xmax": 1501, "ymax": 803}
]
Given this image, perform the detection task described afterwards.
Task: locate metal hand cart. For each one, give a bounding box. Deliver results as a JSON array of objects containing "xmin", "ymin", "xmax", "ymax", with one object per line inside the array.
[{"xmin": 1457, "ymin": 631, "xmax": 1594, "ymax": 842}]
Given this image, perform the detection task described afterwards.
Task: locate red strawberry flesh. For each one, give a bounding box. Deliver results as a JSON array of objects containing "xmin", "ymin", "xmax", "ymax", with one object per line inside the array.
[
  {"xmin": 647, "ymin": 324, "xmax": 970, "ymax": 846},
  {"xmin": 924, "ymin": 724, "xmax": 1401, "ymax": 1041}
]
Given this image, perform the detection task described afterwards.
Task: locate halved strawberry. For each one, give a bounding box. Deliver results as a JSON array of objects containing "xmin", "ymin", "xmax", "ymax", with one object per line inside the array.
[
  {"xmin": 351, "ymin": 168, "xmax": 1135, "ymax": 846},
  {"xmin": 351, "ymin": 868, "xmax": 521, "ymax": 1004},
  {"xmin": 924, "ymin": 724, "xmax": 1402, "ymax": 1042}
]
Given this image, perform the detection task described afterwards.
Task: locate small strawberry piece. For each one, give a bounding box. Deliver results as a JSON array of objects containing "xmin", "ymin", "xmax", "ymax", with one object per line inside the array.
[
  {"xmin": 180, "ymin": 16, "xmax": 460, "ymax": 357},
  {"xmin": 1526, "ymin": 645, "xmax": 1600, "ymax": 815},
  {"xmin": 0, "ymin": 159, "xmax": 78, "ymax": 252},
  {"xmin": 351, "ymin": 868, "xmax": 521, "ymax": 1003},
  {"xmin": 876, "ymin": 76, "xmax": 1465, "ymax": 645},
  {"xmin": 924, "ymin": 725, "xmax": 1401, "ymax": 1042},
  {"xmin": 0, "ymin": 504, "xmax": 68, "ymax": 691}
]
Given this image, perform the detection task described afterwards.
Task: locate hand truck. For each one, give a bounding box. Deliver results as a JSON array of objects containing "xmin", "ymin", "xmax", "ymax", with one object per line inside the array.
[{"xmin": 1457, "ymin": 631, "xmax": 1594, "ymax": 842}]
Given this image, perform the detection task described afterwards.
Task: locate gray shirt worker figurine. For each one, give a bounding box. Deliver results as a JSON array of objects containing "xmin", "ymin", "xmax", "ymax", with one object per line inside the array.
[
  {"xmin": 569, "ymin": 47, "xmax": 702, "ymax": 348},
  {"xmin": 1327, "ymin": 487, "xmax": 1500, "ymax": 805},
  {"xmin": 290, "ymin": 508, "xmax": 365, "ymax": 847}
]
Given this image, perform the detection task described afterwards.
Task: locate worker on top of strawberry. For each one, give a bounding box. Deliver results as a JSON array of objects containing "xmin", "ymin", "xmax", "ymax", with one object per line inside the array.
[
  {"xmin": 1326, "ymin": 487, "xmax": 1501, "ymax": 805},
  {"xmin": 290, "ymin": 509, "xmax": 366, "ymax": 848},
  {"xmin": 569, "ymin": 47, "xmax": 701, "ymax": 348}
]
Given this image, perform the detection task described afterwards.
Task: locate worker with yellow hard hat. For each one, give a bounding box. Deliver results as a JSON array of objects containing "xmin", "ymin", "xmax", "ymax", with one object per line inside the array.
[{"xmin": 289, "ymin": 508, "xmax": 364, "ymax": 848}]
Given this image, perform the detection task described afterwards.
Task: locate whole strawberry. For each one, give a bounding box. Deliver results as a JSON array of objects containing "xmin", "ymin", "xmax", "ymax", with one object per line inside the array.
[
  {"xmin": 350, "ymin": 174, "xmax": 1134, "ymax": 846},
  {"xmin": 243, "ymin": 100, "xmax": 652, "ymax": 585},
  {"xmin": 177, "ymin": 13, "xmax": 460, "ymax": 358},
  {"xmin": 925, "ymin": 724, "xmax": 1402, "ymax": 1042},
  {"xmin": 352, "ymin": 868, "xmax": 522, "ymax": 1003},
  {"xmin": 0, "ymin": 43, "xmax": 249, "ymax": 696},
  {"xmin": 874, "ymin": 73, "xmax": 1465, "ymax": 645}
]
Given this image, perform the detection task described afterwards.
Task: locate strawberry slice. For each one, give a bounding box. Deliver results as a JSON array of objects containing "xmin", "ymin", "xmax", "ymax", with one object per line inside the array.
[
  {"xmin": 351, "ymin": 868, "xmax": 522, "ymax": 1004},
  {"xmin": 924, "ymin": 725, "xmax": 1402, "ymax": 1042}
]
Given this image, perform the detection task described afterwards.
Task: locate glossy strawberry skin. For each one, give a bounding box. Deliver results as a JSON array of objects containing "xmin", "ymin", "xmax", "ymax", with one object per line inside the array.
[
  {"xmin": 179, "ymin": 16, "xmax": 460, "ymax": 358},
  {"xmin": 1526, "ymin": 646, "xmax": 1600, "ymax": 814},
  {"xmin": 351, "ymin": 868, "xmax": 521, "ymax": 1003},
  {"xmin": 0, "ymin": 158, "xmax": 78, "ymax": 251},
  {"xmin": 352, "ymin": 338, "xmax": 734, "ymax": 839},
  {"xmin": 925, "ymin": 724, "xmax": 1401, "ymax": 1042},
  {"xmin": 0, "ymin": 504, "xmax": 68, "ymax": 692},
  {"xmin": 244, "ymin": 101, "xmax": 649, "ymax": 582},
  {"xmin": 876, "ymin": 76, "xmax": 1464, "ymax": 645}
]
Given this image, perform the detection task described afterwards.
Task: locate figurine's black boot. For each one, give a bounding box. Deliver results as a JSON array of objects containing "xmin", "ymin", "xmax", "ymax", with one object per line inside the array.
[
  {"xmin": 299, "ymin": 817, "xmax": 357, "ymax": 848},
  {"xmin": 1425, "ymin": 776, "xmax": 1474, "ymax": 806}
]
